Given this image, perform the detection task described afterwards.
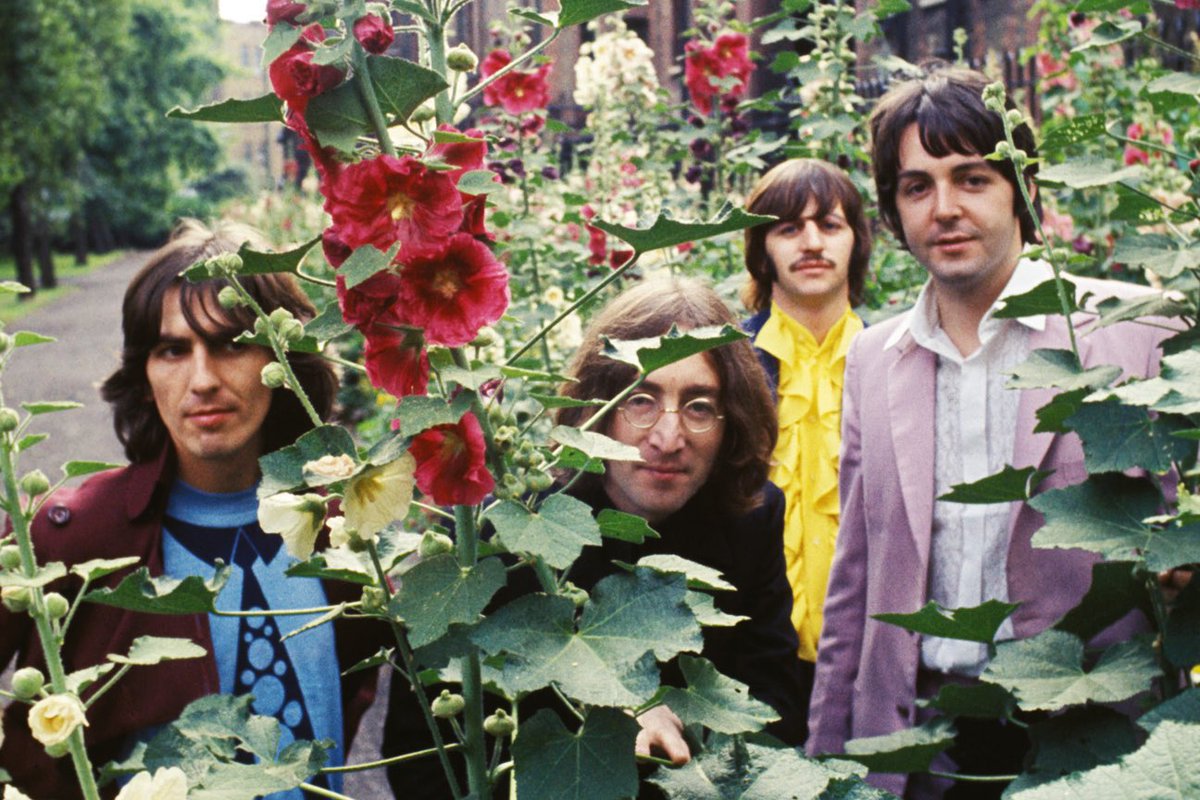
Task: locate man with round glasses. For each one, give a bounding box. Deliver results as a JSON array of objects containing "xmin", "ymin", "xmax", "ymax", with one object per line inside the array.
[{"xmin": 555, "ymin": 277, "xmax": 811, "ymax": 764}]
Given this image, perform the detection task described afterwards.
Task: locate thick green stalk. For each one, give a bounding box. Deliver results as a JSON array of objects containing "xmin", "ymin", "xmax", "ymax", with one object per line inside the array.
[
  {"xmin": 351, "ymin": 45, "xmax": 397, "ymax": 157},
  {"xmin": 233, "ymin": 281, "xmax": 323, "ymax": 427},
  {"xmin": 424, "ymin": 20, "xmax": 454, "ymax": 125}
]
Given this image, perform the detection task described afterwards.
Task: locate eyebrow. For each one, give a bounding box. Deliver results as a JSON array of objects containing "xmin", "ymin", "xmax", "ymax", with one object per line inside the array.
[
  {"xmin": 639, "ymin": 380, "xmax": 721, "ymax": 397},
  {"xmin": 897, "ymin": 160, "xmax": 993, "ymax": 182}
]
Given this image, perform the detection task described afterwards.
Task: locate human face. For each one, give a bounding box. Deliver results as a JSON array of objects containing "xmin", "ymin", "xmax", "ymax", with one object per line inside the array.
[
  {"xmin": 895, "ymin": 123, "xmax": 1026, "ymax": 304},
  {"xmin": 765, "ymin": 198, "xmax": 854, "ymax": 312},
  {"xmin": 603, "ymin": 353, "xmax": 725, "ymax": 524},
  {"xmin": 145, "ymin": 288, "xmax": 273, "ymax": 492}
]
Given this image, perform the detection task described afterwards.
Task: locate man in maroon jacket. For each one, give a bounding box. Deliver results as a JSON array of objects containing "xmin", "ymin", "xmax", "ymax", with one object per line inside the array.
[{"xmin": 0, "ymin": 221, "xmax": 377, "ymax": 799}]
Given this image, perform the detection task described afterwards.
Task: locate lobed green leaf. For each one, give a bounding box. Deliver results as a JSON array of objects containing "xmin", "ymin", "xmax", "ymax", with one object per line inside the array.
[
  {"xmin": 938, "ymin": 465, "xmax": 1049, "ymax": 504},
  {"xmin": 591, "ymin": 202, "xmax": 774, "ymax": 253},
  {"xmin": 167, "ymin": 94, "xmax": 283, "ymax": 123},
  {"xmin": 109, "ymin": 635, "xmax": 207, "ymax": 665},
  {"xmin": 839, "ymin": 718, "xmax": 957, "ymax": 773},
  {"xmin": 389, "ymin": 555, "xmax": 506, "ymax": 648},
  {"xmin": 511, "ymin": 708, "xmax": 640, "ymax": 800},
  {"xmin": 85, "ymin": 564, "xmax": 230, "ymax": 615},
  {"xmin": 487, "ymin": 494, "xmax": 603, "ymax": 570},
  {"xmin": 874, "ymin": 599, "xmax": 1018, "ymax": 644}
]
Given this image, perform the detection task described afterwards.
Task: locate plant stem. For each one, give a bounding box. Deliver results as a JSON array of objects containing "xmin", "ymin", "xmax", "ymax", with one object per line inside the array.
[
  {"xmin": 234, "ymin": 279, "xmax": 323, "ymax": 427},
  {"xmin": 928, "ymin": 770, "xmax": 1020, "ymax": 783},
  {"xmin": 322, "ymin": 743, "xmax": 462, "ymax": 772},
  {"xmin": 424, "ymin": 20, "xmax": 454, "ymax": 125},
  {"xmin": 82, "ymin": 664, "xmax": 131, "ymax": 710},
  {"xmin": 352, "ymin": 46, "xmax": 397, "ymax": 157},
  {"xmin": 298, "ymin": 783, "xmax": 356, "ymax": 800},
  {"xmin": 212, "ymin": 604, "xmax": 346, "ymax": 617},
  {"xmin": 458, "ymin": 31, "xmax": 562, "ymax": 107}
]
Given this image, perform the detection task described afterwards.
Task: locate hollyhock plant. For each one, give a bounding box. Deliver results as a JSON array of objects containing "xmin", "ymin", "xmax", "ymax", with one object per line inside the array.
[
  {"xmin": 711, "ymin": 32, "xmax": 752, "ymax": 85},
  {"xmin": 363, "ymin": 324, "xmax": 431, "ymax": 398},
  {"xmin": 409, "ymin": 413, "xmax": 495, "ymax": 506},
  {"xmin": 343, "ymin": 453, "xmax": 417, "ymax": 539},
  {"xmin": 324, "ymin": 154, "xmax": 463, "ymax": 253},
  {"xmin": 684, "ymin": 33, "xmax": 754, "ymax": 116},
  {"xmin": 353, "ymin": 12, "xmax": 394, "ymax": 55},
  {"xmin": 265, "ymin": 0, "xmax": 306, "ymax": 26},
  {"xmin": 480, "ymin": 49, "xmax": 552, "ymax": 115},
  {"xmin": 114, "ymin": 767, "xmax": 189, "ymax": 800},
  {"xmin": 259, "ymin": 492, "xmax": 327, "ymax": 559},
  {"xmin": 684, "ymin": 41, "xmax": 722, "ymax": 115},
  {"xmin": 399, "ymin": 233, "xmax": 510, "ymax": 346},
  {"xmin": 427, "ymin": 124, "xmax": 488, "ymax": 183},
  {"xmin": 269, "ymin": 25, "xmax": 345, "ymax": 115}
]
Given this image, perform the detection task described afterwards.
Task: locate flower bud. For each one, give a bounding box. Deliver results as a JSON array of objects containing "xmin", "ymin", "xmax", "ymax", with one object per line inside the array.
[
  {"xmin": 0, "ymin": 544, "xmax": 21, "ymax": 571},
  {"xmin": 44, "ymin": 741, "xmax": 71, "ymax": 758},
  {"xmin": 492, "ymin": 425, "xmax": 518, "ymax": 452},
  {"xmin": 19, "ymin": 470, "xmax": 50, "ymax": 498},
  {"xmin": 982, "ymin": 82, "xmax": 1007, "ymax": 111},
  {"xmin": 217, "ymin": 285, "xmax": 244, "ymax": 309},
  {"xmin": 495, "ymin": 472, "xmax": 524, "ymax": 500},
  {"xmin": 525, "ymin": 469, "xmax": 553, "ymax": 493},
  {"xmin": 483, "ymin": 708, "xmax": 516, "ymax": 738},
  {"xmin": 1005, "ymin": 109, "xmax": 1025, "ymax": 128},
  {"xmin": 205, "ymin": 252, "xmax": 243, "ymax": 278},
  {"xmin": 446, "ymin": 43, "xmax": 479, "ymax": 72},
  {"xmin": 418, "ymin": 530, "xmax": 455, "ymax": 558},
  {"xmin": 43, "ymin": 592, "xmax": 69, "ymax": 620},
  {"xmin": 261, "ymin": 362, "xmax": 288, "ymax": 389},
  {"xmin": 269, "ymin": 307, "xmax": 295, "ymax": 327},
  {"xmin": 2, "ymin": 585, "xmax": 32, "ymax": 612},
  {"xmin": 360, "ymin": 585, "xmax": 388, "ymax": 615},
  {"xmin": 11, "ymin": 666, "xmax": 45, "ymax": 700},
  {"xmin": 410, "ymin": 103, "xmax": 436, "ymax": 124},
  {"xmin": 431, "ymin": 689, "xmax": 465, "ymax": 718},
  {"xmin": 469, "ymin": 326, "xmax": 497, "ymax": 348},
  {"xmin": 994, "ymin": 141, "xmax": 1013, "ymax": 159},
  {"xmin": 561, "ymin": 581, "xmax": 589, "ymax": 608},
  {"xmin": 278, "ymin": 318, "xmax": 305, "ymax": 344},
  {"xmin": 0, "ymin": 407, "xmax": 20, "ymax": 432}
]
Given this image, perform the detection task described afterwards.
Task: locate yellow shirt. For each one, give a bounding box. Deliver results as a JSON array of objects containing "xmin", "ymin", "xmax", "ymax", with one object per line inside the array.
[{"xmin": 754, "ymin": 303, "xmax": 863, "ymax": 662}]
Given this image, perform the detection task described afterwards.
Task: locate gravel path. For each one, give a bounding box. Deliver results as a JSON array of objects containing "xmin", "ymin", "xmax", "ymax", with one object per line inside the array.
[{"xmin": 1, "ymin": 252, "xmax": 392, "ymax": 798}]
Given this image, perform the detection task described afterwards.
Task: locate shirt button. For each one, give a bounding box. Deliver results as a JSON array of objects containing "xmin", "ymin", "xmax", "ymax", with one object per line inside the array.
[{"xmin": 47, "ymin": 505, "xmax": 71, "ymax": 526}]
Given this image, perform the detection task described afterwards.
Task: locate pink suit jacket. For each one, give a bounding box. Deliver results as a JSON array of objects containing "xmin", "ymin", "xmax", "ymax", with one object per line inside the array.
[{"xmin": 807, "ymin": 281, "xmax": 1169, "ymax": 796}]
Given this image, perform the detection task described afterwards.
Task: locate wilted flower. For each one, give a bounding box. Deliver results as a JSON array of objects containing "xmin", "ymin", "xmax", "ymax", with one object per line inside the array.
[
  {"xmin": 115, "ymin": 767, "xmax": 189, "ymax": 800},
  {"xmin": 326, "ymin": 515, "xmax": 350, "ymax": 548},
  {"xmin": 304, "ymin": 454, "xmax": 358, "ymax": 482},
  {"xmin": 269, "ymin": 25, "xmax": 345, "ymax": 115},
  {"xmin": 259, "ymin": 493, "xmax": 328, "ymax": 560},
  {"xmin": 28, "ymin": 694, "xmax": 88, "ymax": 748},
  {"xmin": 344, "ymin": 453, "xmax": 417, "ymax": 538},
  {"xmin": 410, "ymin": 413, "xmax": 495, "ymax": 506},
  {"xmin": 399, "ymin": 233, "xmax": 510, "ymax": 347},
  {"xmin": 353, "ymin": 12, "xmax": 394, "ymax": 55},
  {"xmin": 265, "ymin": 0, "xmax": 306, "ymax": 26},
  {"xmin": 363, "ymin": 324, "xmax": 430, "ymax": 397}
]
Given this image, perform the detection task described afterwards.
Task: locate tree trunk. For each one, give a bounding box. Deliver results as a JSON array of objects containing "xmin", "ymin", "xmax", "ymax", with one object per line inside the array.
[
  {"xmin": 71, "ymin": 211, "xmax": 88, "ymax": 265},
  {"xmin": 9, "ymin": 182, "xmax": 36, "ymax": 298},
  {"xmin": 35, "ymin": 209, "xmax": 56, "ymax": 290}
]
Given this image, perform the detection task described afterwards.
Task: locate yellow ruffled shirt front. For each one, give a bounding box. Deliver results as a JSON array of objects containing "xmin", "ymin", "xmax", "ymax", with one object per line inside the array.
[{"xmin": 754, "ymin": 303, "xmax": 863, "ymax": 662}]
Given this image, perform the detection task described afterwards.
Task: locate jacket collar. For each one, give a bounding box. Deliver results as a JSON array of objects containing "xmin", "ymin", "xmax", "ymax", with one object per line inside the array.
[{"xmin": 125, "ymin": 446, "xmax": 176, "ymax": 522}]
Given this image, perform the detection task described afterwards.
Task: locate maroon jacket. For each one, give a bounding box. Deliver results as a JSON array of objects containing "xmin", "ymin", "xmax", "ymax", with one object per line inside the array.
[{"xmin": 0, "ymin": 449, "xmax": 381, "ymax": 799}]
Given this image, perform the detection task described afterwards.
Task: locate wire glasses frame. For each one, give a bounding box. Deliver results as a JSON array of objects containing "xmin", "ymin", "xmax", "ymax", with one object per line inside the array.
[{"xmin": 618, "ymin": 393, "xmax": 724, "ymax": 434}]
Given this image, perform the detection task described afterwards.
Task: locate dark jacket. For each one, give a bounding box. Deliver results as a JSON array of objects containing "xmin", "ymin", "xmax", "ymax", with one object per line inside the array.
[
  {"xmin": 742, "ymin": 308, "xmax": 778, "ymax": 393},
  {"xmin": 0, "ymin": 449, "xmax": 380, "ymax": 799}
]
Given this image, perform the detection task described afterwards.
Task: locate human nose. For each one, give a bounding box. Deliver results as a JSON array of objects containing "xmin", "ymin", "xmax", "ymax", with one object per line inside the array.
[
  {"xmin": 932, "ymin": 183, "xmax": 961, "ymax": 221},
  {"xmin": 187, "ymin": 347, "xmax": 220, "ymax": 394},
  {"xmin": 645, "ymin": 407, "xmax": 686, "ymax": 453},
  {"xmin": 797, "ymin": 220, "xmax": 822, "ymax": 251}
]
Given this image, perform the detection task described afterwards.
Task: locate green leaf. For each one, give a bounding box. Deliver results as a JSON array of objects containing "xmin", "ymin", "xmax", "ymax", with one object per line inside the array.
[
  {"xmin": 839, "ymin": 718, "xmax": 957, "ymax": 773},
  {"xmin": 1146, "ymin": 70, "xmax": 1200, "ymax": 96},
  {"xmin": 1040, "ymin": 113, "xmax": 1106, "ymax": 154},
  {"xmin": 183, "ymin": 237, "xmax": 321, "ymax": 281},
  {"xmin": 591, "ymin": 202, "xmax": 775, "ymax": 253},
  {"xmin": 1055, "ymin": 561, "xmax": 1150, "ymax": 643},
  {"xmin": 287, "ymin": 529, "xmax": 421, "ymax": 584},
  {"xmin": 487, "ymin": 495, "xmax": 603, "ymax": 569},
  {"xmin": 632, "ymin": 554, "xmax": 736, "ymax": 592},
  {"xmin": 1138, "ymin": 687, "xmax": 1200, "ymax": 733},
  {"xmin": 1034, "ymin": 388, "xmax": 1089, "ymax": 435},
  {"xmin": 167, "ymin": 94, "xmax": 283, "ymax": 123},
  {"xmin": 457, "ymin": 169, "xmax": 500, "ymax": 195},
  {"xmin": 556, "ymin": 0, "xmax": 648, "ymax": 28},
  {"xmin": 549, "ymin": 425, "xmax": 641, "ymax": 462},
  {"xmin": 1066, "ymin": 402, "xmax": 1194, "ymax": 474},
  {"xmin": 1007, "ymin": 720, "xmax": 1200, "ymax": 799},
  {"xmin": 473, "ymin": 569, "xmax": 701, "ymax": 706},
  {"xmin": 530, "ymin": 393, "xmax": 605, "ymax": 410},
  {"xmin": 1072, "ymin": 17, "xmax": 1143, "ymax": 51},
  {"xmin": 85, "ymin": 564, "xmax": 230, "ymax": 614},
  {"xmin": 1145, "ymin": 523, "xmax": 1200, "ymax": 574},
  {"xmin": 261, "ymin": 22, "xmax": 302, "ymax": 67},
  {"xmin": 1037, "ymin": 157, "xmax": 1145, "ymax": 188},
  {"xmin": 1091, "ymin": 292, "xmax": 1189, "ymax": 330},
  {"xmin": 0, "ymin": 280, "xmax": 31, "ymax": 294},
  {"xmin": 1006, "ymin": 707, "xmax": 1141, "ymax": 795},
  {"xmin": 71, "ymin": 556, "xmax": 141, "ymax": 582},
  {"xmin": 303, "ymin": 84, "xmax": 368, "ymax": 152},
  {"xmin": 994, "ymin": 278, "xmax": 1078, "ymax": 318},
  {"xmin": 511, "ymin": 708, "xmax": 640, "ymax": 800},
  {"xmin": 66, "ymin": 663, "xmax": 116, "ymax": 695},
  {"xmin": 340, "ymin": 243, "xmax": 398, "ymax": 290},
  {"xmin": 13, "ymin": 331, "xmax": 55, "ymax": 347},
  {"xmin": 0, "ymin": 562, "xmax": 66, "ymax": 588},
  {"xmin": 109, "ymin": 635, "xmax": 207, "ymax": 665},
  {"xmin": 1006, "ymin": 348, "xmax": 1121, "ymax": 391},
  {"xmin": 21, "ymin": 401, "xmax": 82, "ymax": 415},
  {"xmin": 1096, "ymin": 350, "xmax": 1200, "ymax": 415},
  {"xmin": 512, "ymin": 7, "xmax": 559, "ymax": 26},
  {"xmin": 438, "ymin": 362, "xmax": 502, "ymax": 393},
  {"xmin": 603, "ymin": 324, "xmax": 748, "ymax": 375},
  {"xmin": 17, "ymin": 433, "xmax": 48, "ymax": 451},
  {"xmin": 1112, "ymin": 234, "xmax": 1200, "ymax": 280},
  {"xmin": 938, "ymin": 465, "xmax": 1049, "ymax": 504},
  {"xmin": 596, "ymin": 509, "xmax": 659, "ymax": 543},
  {"xmin": 1163, "ymin": 577, "xmax": 1200, "ymax": 670},
  {"xmin": 657, "ymin": 656, "xmax": 779, "ymax": 734},
  {"xmin": 500, "ymin": 365, "xmax": 575, "ymax": 383},
  {"xmin": 63, "ymin": 460, "xmax": 122, "ymax": 478},
  {"xmin": 981, "ymin": 630, "xmax": 1158, "ymax": 711},
  {"xmin": 1030, "ymin": 474, "xmax": 1162, "ymax": 560},
  {"xmin": 873, "ymin": 599, "xmax": 1017, "ymax": 644},
  {"xmin": 388, "ymin": 555, "xmax": 506, "ymax": 648},
  {"xmin": 304, "ymin": 302, "xmax": 352, "ymax": 343},
  {"xmin": 686, "ymin": 590, "xmax": 747, "ymax": 628},
  {"xmin": 391, "ymin": 393, "xmax": 471, "ymax": 437},
  {"xmin": 280, "ymin": 602, "xmax": 347, "ymax": 643},
  {"xmin": 364, "ymin": 54, "xmax": 446, "ymax": 123},
  {"xmin": 650, "ymin": 734, "xmax": 841, "ymax": 799},
  {"xmin": 555, "ymin": 446, "xmax": 606, "ymax": 474},
  {"xmin": 918, "ymin": 682, "xmax": 1016, "ymax": 719},
  {"xmin": 258, "ymin": 424, "xmax": 358, "ymax": 496},
  {"xmin": 1110, "ymin": 183, "xmax": 1165, "ymax": 224}
]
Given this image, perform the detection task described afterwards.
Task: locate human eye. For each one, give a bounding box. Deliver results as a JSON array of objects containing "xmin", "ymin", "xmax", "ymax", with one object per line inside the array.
[
  {"xmin": 151, "ymin": 341, "xmax": 187, "ymax": 360},
  {"xmin": 821, "ymin": 217, "xmax": 847, "ymax": 232},
  {"xmin": 771, "ymin": 222, "xmax": 798, "ymax": 237},
  {"xmin": 962, "ymin": 171, "xmax": 994, "ymax": 189},
  {"xmin": 622, "ymin": 393, "xmax": 659, "ymax": 426},
  {"xmin": 683, "ymin": 397, "xmax": 720, "ymax": 424},
  {"xmin": 898, "ymin": 179, "xmax": 928, "ymax": 198}
]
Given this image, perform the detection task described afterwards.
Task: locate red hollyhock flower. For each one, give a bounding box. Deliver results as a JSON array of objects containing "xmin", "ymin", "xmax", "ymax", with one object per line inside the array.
[
  {"xmin": 711, "ymin": 33, "xmax": 752, "ymax": 85},
  {"xmin": 1177, "ymin": 0, "xmax": 1200, "ymax": 8},
  {"xmin": 324, "ymin": 154, "xmax": 463, "ymax": 254},
  {"xmin": 479, "ymin": 49, "xmax": 551, "ymax": 115},
  {"xmin": 353, "ymin": 13, "xmax": 394, "ymax": 55},
  {"xmin": 364, "ymin": 324, "xmax": 430, "ymax": 398},
  {"xmin": 265, "ymin": 0, "xmax": 306, "ymax": 26},
  {"xmin": 269, "ymin": 25, "xmax": 345, "ymax": 115},
  {"xmin": 399, "ymin": 233, "xmax": 509, "ymax": 346},
  {"xmin": 460, "ymin": 195, "xmax": 494, "ymax": 240},
  {"xmin": 409, "ymin": 413, "xmax": 495, "ymax": 506},
  {"xmin": 336, "ymin": 270, "xmax": 405, "ymax": 327},
  {"xmin": 427, "ymin": 124, "xmax": 488, "ymax": 183},
  {"xmin": 287, "ymin": 112, "xmax": 341, "ymax": 182},
  {"xmin": 586, "ymin": 224, "xmax": 607, "ymax": 266},
  {"xmin": 480, "ymin": 49, "xmax": 514, "ymax": 106},
  {"xmin": 684, "ymin": 41, "xmax": 721, "ymax": 115}
]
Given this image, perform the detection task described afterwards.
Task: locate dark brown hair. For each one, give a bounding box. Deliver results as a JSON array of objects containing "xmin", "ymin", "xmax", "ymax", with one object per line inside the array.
[
  {"xmin": 742, "ymin": 158, "xmax": 871, "ymax": 312},
  {"xmin": 870, "ymin": 61, "xmax": 1040, "ymax": 249},
  {"xmin": 101, "ymin": 219, "xmax": 337, "ymax": 463},
  {"xmin": 557, "ymin": 277, "xmax": 777, "ymax": 516}
]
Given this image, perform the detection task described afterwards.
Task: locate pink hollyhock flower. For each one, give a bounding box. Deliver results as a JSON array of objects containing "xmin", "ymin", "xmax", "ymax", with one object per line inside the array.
[
  {"xmin": 1175, "ymin": 0, "xmax": 1199, "ymax": 9},
  {"xmin": 324, "ymin": 154, "xmax": 463, "ymax": 254},
  {"xmin": 353, "ymin": 13, "xmax": 394, "ymax": 55},
  {"xmin": 1035, "ymin": 52, "xmax": 1077, "ymax": 91},
  {"xmin": 684, "ymin": 41, "xmax": 721, "ymax": 115},
  {"xmin": 480, "ymin": 49, "xmax": 514, "ymax": 106},
  {"xmin": 711, "ymin": 32, "xmax": 752, "ymax": 85},
  {"xmin": 409, "ymin": 413, "xmax": 495, "ymax": 506},
  {"xmin": 364, "ymin": 324, "xmax": 430, "ymax": 397},
  {"xmin": 586, "ymin": 224, "xmax": 607, "ymax": 266},
  {"xmin": 479, "ymin": 49, "xmax": 552, "ymax": 115},
  {"xmin": 265, "ymin": 0, "xmax": 306, "ymax": 26},
  {"xmin": 269, "ymin": 25, "xmax": 345, "ymax": 115},
  {"xmin": 399, "ymin": 233, "xmax": 509, "ymax": 346},
  {"xmin": 1124, "ymin": 123, "xmax": 1148, "ymax": 166},
  {"xmin": 427, "ymin": 125, "xmax": 488, "ymax": 184},
  {"xmin": 336, "ymin": 271, "xmax": 405, "ymax": 328}
]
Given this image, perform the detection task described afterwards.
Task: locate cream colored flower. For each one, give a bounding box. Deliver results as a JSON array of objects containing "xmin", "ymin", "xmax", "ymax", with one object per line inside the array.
[
  {"xmin": 27, "ymin": 693, "xmax": 87, "ymax": 747},
  {"xmin": 258, "ymin": 492, "xmax": 327, "ymax": 560},
  {"xmin": 115, "ymin": 766, "xmax": 189, "ymax": 800},
  {"xmin": 326, "ymin": 515, "xmax": 350, "ymax": 549},
  {"xmin": 542, "ymin": 285, "xmax": 565, "ymax": 307},
  {"xmin": 344, "ymin": 453, "xmax": 416, "ymax": 539},
  {"xmin": 303, "ymin": 453, "xmax": 358, "ymax": 483},
  {"xmin": 4, "ymin": 786, "xmax": 35, "ymax": 800}
]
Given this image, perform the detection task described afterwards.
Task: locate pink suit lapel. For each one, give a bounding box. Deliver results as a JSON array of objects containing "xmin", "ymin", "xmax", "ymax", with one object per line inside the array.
[{"xmin": 886, "ymin": 332, "xmax": 937, "ymax": 571}]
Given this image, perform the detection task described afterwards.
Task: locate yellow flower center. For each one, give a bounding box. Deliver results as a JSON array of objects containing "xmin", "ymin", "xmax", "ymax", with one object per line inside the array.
[
  {"xmin": 355, "ymin": 474, "xmax": 384, "ymax": 504},
  {"xmin": 432, "ymin": 270, "xmax": 462, "ymax": 299},
  {"xmin": 389, "ymin": 192, "xmax": 414, "ymax": 222}
]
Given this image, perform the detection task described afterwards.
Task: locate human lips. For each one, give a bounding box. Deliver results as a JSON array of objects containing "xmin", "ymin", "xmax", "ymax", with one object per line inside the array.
[
  {"xmin": 930, "ymin": 232, "xmax": 975, "ymax": 253},
  {"xmin": 637, "ymin": 462, "xmax": 688, "ymax": 481},
  {"xmin": 185, "ymin": 406, "xmax": 236, "ymax": 428},
  {"xmin": 789, "ymin": 257, "xmax": 834, "ymax": 273}
]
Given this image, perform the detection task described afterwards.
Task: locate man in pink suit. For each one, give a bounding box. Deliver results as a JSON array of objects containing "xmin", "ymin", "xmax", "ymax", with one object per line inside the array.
[{"xmin": 807, "ymin": 63, "xmax": 1171, "ymax": 797}]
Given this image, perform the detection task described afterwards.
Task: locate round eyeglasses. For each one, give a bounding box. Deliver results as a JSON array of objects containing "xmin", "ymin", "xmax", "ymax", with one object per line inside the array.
[{"xmin": 619, "ymin": 393, "xmax": 724, "ymax": 434}]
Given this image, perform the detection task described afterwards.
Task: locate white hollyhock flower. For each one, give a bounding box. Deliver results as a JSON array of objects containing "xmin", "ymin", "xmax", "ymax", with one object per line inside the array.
[
  {"xmin": 303, "ymin": 453, "xmax": 358, "ymax": 483},
  {"xmin": 4, "ymin": 786, "xmax": 35, "ymax": 800},
  {"xmin": 115, "ymin": 766, "xmax": 189, "ymax": 800},
  {"xmin": 344, "ymin": 453, "xmax": 416, "ymax": 539},
  {"xmin": 27, "ymin": 693, "xmax": 87, "ymax": 747},
  {"xmin": 258, "ymin": 492, "xmax": 327, "ymax": 560},
  {"xmin": 326, "ymin": 515, "xmax": 350, "ymax": 549}
]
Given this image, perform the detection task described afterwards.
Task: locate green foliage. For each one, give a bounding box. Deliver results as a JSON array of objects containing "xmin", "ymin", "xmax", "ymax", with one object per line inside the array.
[
  {"xmin": 388, "ymin": 555, "xmax": 506, "ymax": 647},
  {"xmin": 85, "ymin": 564, "xmax": 230, "ymax": 615},
  {"xmin": 650, "ymin": 734, "xmax": 853, "ymax": 799},
  {"xmin": 655, "ymin": 656, "xmax": 779, "ymax": 734},
  {"xmin": 839, "ymin": 719, "xmax": 957, "ymax": 773},
  {"xmin": 874, "ymin": 600, "xmax": 1018, "ymax": 644},
  {"xmin": 511, "ymin": 708, "xmax": 641, "ymax": 800},
  {"xmin": 486, "ymin": 494, "xmax": 603, "ymax": 569}
]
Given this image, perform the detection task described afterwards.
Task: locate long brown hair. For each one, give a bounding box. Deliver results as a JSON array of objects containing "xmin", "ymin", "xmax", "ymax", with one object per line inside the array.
[
  {"xmin": 101, "ymin": 219, "xmax": 337, "ymax": 463},
  {"xmin": 557, "ymin": 277, "xmax": 776, "ymax": 515}
]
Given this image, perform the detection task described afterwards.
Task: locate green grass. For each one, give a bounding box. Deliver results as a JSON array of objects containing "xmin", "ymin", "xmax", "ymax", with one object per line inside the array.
[{"xmin": 0, "ymin": 250, "xmax": 129, "ymax": 325}]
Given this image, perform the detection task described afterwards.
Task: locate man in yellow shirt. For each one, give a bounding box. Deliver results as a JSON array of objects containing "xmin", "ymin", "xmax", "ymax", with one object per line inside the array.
[{"xmin": 741, "ymin": 159, "xmax": 870, "ymax": 662}]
